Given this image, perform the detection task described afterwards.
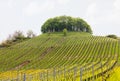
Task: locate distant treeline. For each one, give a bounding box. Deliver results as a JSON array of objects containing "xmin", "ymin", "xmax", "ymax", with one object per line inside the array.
[{"xmin": 0, "ymin": 30, "xmax": 36, "ymax": 47}]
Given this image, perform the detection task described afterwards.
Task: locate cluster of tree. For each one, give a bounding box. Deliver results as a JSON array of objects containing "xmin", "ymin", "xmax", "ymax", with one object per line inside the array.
[
  {"xmin": 0, "ymin": 30, "xmax": 36, "ymax": 47},
  {"xmin": 106, "ymin": 34, "xmax": 118, "ymax": 39},
  {"xmin": 41, "ymin": 16, "xmax": 92, "ymax": 34}
]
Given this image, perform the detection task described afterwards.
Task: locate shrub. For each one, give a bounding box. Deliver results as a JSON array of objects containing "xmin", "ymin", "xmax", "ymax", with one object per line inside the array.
[
  {"xmin": 106, "ymin": 34, "xmax": 117, "ymax": 39},
  {"xmin": 63, "ymin": 28, "xmax": 67, "ymax": 36}
]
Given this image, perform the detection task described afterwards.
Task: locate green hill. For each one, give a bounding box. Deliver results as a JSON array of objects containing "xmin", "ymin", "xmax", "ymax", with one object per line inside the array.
[{"xmin": 0, "ymin": 32, "xmax": 119, "ymax": 81}]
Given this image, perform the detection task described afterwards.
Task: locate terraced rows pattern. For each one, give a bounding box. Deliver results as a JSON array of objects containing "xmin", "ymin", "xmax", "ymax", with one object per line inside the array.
[{"xmin": 0, "ymin": 32, "xmax": 119, "ymax": 81}]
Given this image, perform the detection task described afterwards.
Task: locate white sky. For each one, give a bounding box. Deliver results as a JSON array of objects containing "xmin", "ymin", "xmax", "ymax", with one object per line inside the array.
[{"xmin": 0, "ymin": 0, "xmax": 120, "ymax": 42}]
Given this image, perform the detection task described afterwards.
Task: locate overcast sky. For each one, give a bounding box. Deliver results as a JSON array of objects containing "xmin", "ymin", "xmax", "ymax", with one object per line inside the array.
[{"xmin": 0, "ymin": 0, "xmax": 120, "ymax": 42}]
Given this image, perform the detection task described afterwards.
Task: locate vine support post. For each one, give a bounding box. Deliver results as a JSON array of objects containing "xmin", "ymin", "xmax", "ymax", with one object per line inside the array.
[{"xmin": 80, "ymin": 67, "xmax": 83, "ymax": 81}]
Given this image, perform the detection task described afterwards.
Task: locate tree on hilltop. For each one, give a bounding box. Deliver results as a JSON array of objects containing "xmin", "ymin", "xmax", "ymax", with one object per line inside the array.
[{"xmin": 41, "ymin": 16, "xmax": 92, "ymax": 34}]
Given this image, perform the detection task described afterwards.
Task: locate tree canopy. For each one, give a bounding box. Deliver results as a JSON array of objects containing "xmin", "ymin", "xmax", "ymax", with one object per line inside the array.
[{"xmin": 41, "ymin": 16, "xmax": 92, "ymax": 34}]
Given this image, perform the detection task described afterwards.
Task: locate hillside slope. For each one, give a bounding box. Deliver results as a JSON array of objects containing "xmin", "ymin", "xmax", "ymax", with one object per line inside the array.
[{"xmin": 0, "ymin": 32, "xmax": 119, "ymax": 81}]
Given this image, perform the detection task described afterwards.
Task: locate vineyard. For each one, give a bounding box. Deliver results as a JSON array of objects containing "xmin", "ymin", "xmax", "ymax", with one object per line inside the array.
[{"xmin": 0, "ymin": 32, "xmax": 119, "ymax": 81}]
